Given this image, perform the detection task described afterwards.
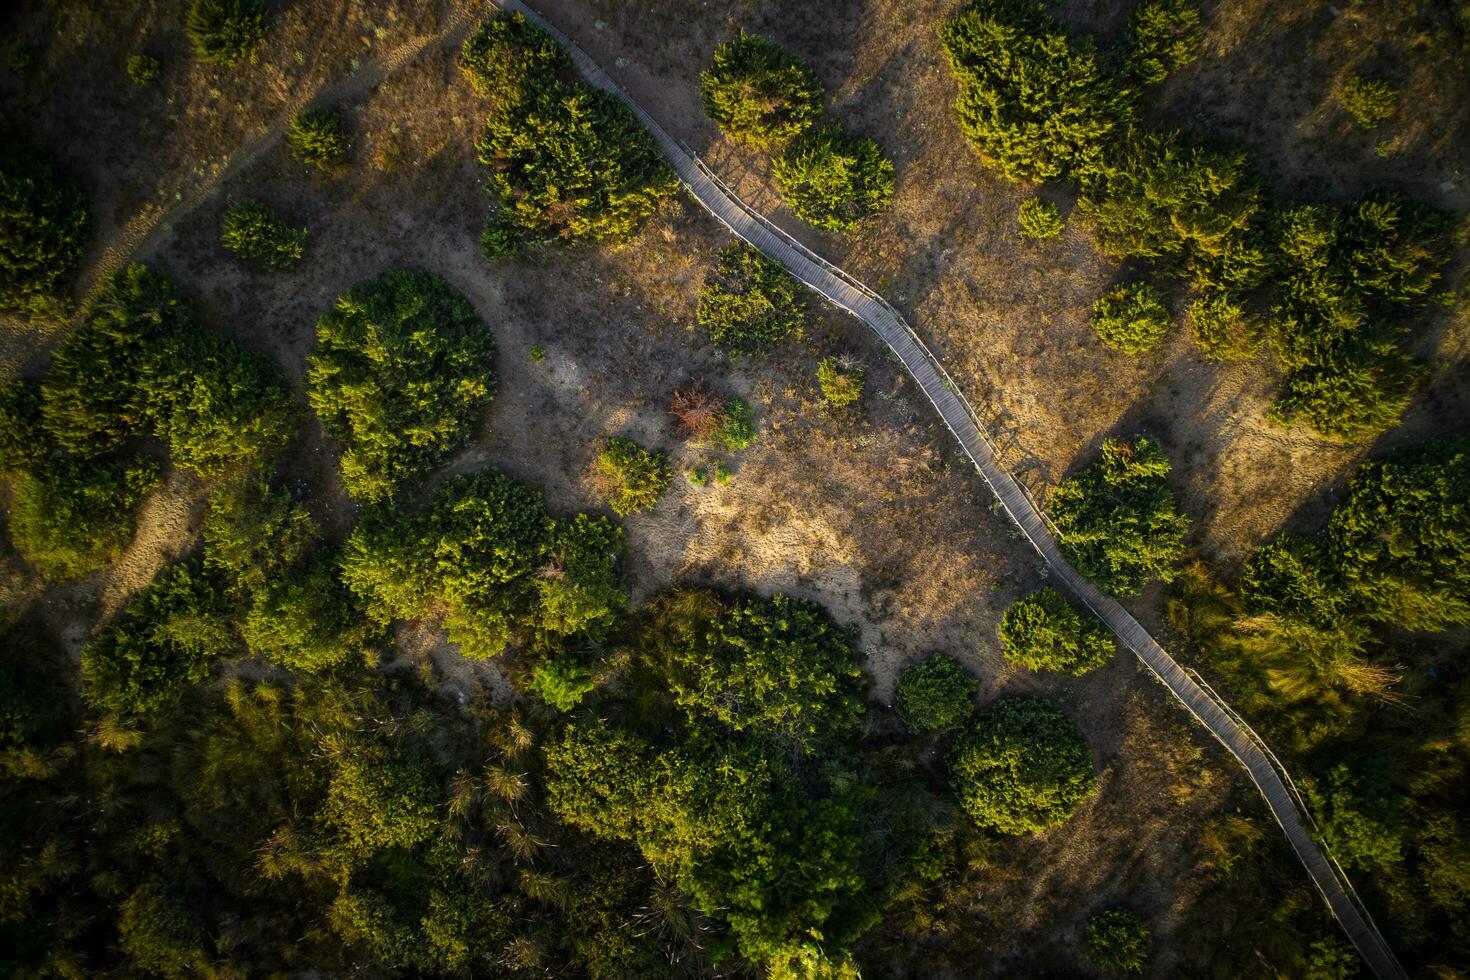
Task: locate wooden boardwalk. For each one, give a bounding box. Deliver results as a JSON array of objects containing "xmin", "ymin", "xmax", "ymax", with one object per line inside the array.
[{"xmin": 496, "ymin": 3, "xmax": 1407, "ymax": 976}]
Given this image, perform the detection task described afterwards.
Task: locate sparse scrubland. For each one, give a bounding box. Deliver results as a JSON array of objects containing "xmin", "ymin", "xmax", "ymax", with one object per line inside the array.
[{"xmin": 0, "ymin": 0, "xmax": 1467, "ymax": 977}]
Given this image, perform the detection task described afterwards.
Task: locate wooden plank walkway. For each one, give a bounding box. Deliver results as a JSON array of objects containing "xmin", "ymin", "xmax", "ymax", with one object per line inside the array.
[{"xmin": 495, "ymin": 4, "xmax": 1408, "ymax": 976}]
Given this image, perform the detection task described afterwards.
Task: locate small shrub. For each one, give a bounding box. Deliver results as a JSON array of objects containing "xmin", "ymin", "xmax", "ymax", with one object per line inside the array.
[
  {"xmin": 715, "ymin": 397, "xmax": 756, "ymax": 450},
  {"xmin": 529, "ymin": 654, "xmax": 597, "ymax": 711},
  {"xmin": 949, "ymin": 696, "xmax": 1095, "ymax": 834},
  {"xmin": 712, "ymin": 460, "xmax": 731, "ymax": 484},
  {"xmin": 1342, "ymin": 75, "xmax": 1397, "ymax": 129},
  {"xmin": 817, "ymin": 356, "xmax": 864, "ymax": 408},
  {"xmin": 700, "ymin": 32, "xmax": 824, "ymax": 147},
  {"xmin": 1087, "ymin": 907, "xmax": 1149, "ymax": 973},
  {"xmin": 596, "ymin": 437, "xmax": 670, "ymax": 516},
  {"xmin": 307, "ymin": 269, "xmax": 495, "ymax": 502},
  {"xmin": 0, "ymin": 148, "xmax": 89, "ymax": 320},
  {"xmin": 529, "ymin": 344, "xmax": 546, "ymax": 362},
  {"xmin": 1187, "ymin": 292, "xmax": 1258, "ymax": 361},
  {"xmin": 289, "ymin": 107, "xmax": 348, "ymax": 171},
  {"xmin": 895, "ymin": 654, "xmax": 974, "ymax": 733},
  {"xmin": 688, "ymin": 466, "xmax": 708, "ymax": 486},
  {"xmin": 187, "ymin": 0, "xmax": 266, "ymax": 68},
  {"xmin": 773, "ymin": 125, "xmax": 895, "ymax": 233},
  {"xmin": 697, "ymin": 242, "xmax": 807, "ymax": 357},
  {"xmin": 9, "ymin": 456, "xmax": 160, "ymax": 580},
  {"xmin": 127, "ymin": 54, "xmax": 161, "ymax": 87},
  {"xmin": 1091, "ymin": 281, "xmax": 1171, "ymax": 354},
  {"xmin": 80, "ymin": 562, "xmax": 230, "ymax": 716},
  {"xmin": 1123, "ymin": 0, "xmax": 1203, "ymax": 86},
  {"xmin": 998, "ymin": 587, "xmax": 1115, "ymax": 675},
  {"xmin": 220, "ymin": 199, "xmax": 306, "ymax": 270},
  {"xmin": 1017, "ymin": 197, "xmax": 1064, "ymax": 240}
]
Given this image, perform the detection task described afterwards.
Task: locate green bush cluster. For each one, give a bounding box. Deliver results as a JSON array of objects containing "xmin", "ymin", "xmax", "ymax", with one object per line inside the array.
[
  {"xmin": 0, "ymin": 148, "xmax": 89, "ymax": 320},
  {"xmin": 949, "ymin": 696, "xmax": 1095, "ymax": 834},
  {"xmin": 595, "ymin": 437, "xmax": 670, "ymax": 516},
  {"xmin": 461, "ymin": 13, "xmax": 677, "ymax": 257},
  {"xmin": 9, "ymin": 456, "xmax": 160, "ymax": 580},
  {"xmin": 187, "ymin": 0, "xmax": 266, "ymax": 67},
  {"xmin": 894, "ymin": 654, "xmax": 974, "ymax": 733},
  {"xmin": 665, "ymin": 593, "xmax": 864, "ymax": 747},
  {"xmin": 80, "ymin": 562, "xmax": 230, "ymax": 717},
  {"xmin": 1266, "ymin": 192, "xmax": 1453, "ymax": 440},
  {"xmin": 697, "ymin": 242, "xmax": 808, "ymax": 357},
  {"xmin": 340, "ymin": 469, "xmax": 625, "ymax": 658},
  {"xmin": 998, "ymin": 586, "xmax": 1115, "ymax": 675},
  {"xmin": 1050, "ymin": 435, "xmax": 1191, "ymax": 596},
  {"xmin": 1087, "ymin": 907, "xmax": 1150, "ymax": 973},
  {"xmin": 939, "ymin": 0, "xmax": 1130, "ymax": 183},
  {"xmin": 1078, "ymin": 132, "xmax": 1268, "ymax": 295},
  {"xmin": 1243, "ymin": 442, "xmax": 1469, "ymax": 643},
  {"xmin": 127, "ymin": 54, "xmax": 161, "ymax": 87},
  {"xmin": 700, "ymin": 32, "xmax": 824, "ymax": 147},
  {"xmin": 1122, "ymin": 0, "xmax": 1203, "ymax": 86},
  {"xmin": 289, "ymin": 107, "xmax": 349, "ymax": 171},
  {"xmin": 529, "ymin": 652, "xmax": 597, "ymax": 711},
  {"xmin": 1017, "ymin": 197, "xmax": 1064, "ymax": 240},
  {"xmin": 306, "ymin": 269, "xmax": 495, "ymax": 502},
  {"xmin": 817, "ymin": 355, "xmax": 864, "ymax": 407},
  {"xmin": 941, "ymin": 1, "xmax": 1452, "ymax": 442},
  {"xmin": 5, "ymin": 264, "xmax": 292, "ymax": 581},
  {"xmin": 1187, "ymin": 292, "xmax": 1258, "ymax": 361},
  {"xmin": 544, "ymin": 589, "xmax": 870, "ymax": 968},
  {"xmin": 1342, "ymin": 75, "xmax": 1397, "ymax": 129},
  {"xmin": 41, "ymin": 264, "xmax": 293, "ymax": 474},
  {"xmin": 773, "ymin": 125, "xmax": 895, "ymax": 233},
  {"xmin": 702, "ymin": 33, "xmax": 894, "ymax": 233},
  {"xmin": 1090, "ymin": 280, "xmax": 1171, "ymax": 354},
  {"xmin": 220, "ymin": 199, "xmax": 306, "ymax": 270}
]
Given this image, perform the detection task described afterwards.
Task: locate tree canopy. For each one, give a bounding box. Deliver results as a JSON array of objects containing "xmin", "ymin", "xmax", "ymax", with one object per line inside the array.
[
  {"xmin": 9, "ymin": 456, "xmax": 159, "ymax": 581},
  {"xmin": 1267, "ymin": 192, "xmax": 1453, "ymax": 440},
  {"xmin": 939, "ymin": 0, "xmax": 1130, "ymax": 183},
  {"xmin": 340, "ymin": 468, "xmax": 624, "ymax": 659},
  {"xmin": 1050, "ymin": 435, "xmax": 1191, "ymax": 595},
  {"xmin": 306, "ymin": 269, "xmax": 495, "ymax": 502},
  {"xmin": 0, "ymin": 148, "xmax": 89, "ymax": 320},
  {"xmin": 773, "ymin": 125, "xmax": 895, "ymax": 233},
  {"xmin": 462, "ymin": 13, "xmax": 677, "ymax": 257},
  {"xmin": 665, "ymin": 593, "xmax": 865, "ymax": 748},
  {"xmin": 999, "ymin": 586, "xmax": 1115, "ymax": 675},
  {"xmin": 187, "ymin": 0, "xmax": 266, "ymax": 67},
  {"xmin": 41, "ymin": 263, "xmax": 292, "ymax": 474},
  {"xmin": 80, "ymin": 562, "xmax": 230, "ymax": 717},
  {"xmin": 701, "ymin": 33, "xmax": 825, "ymax": 147},
  {"xmin": 949, "ymin": 696, "xmax": 1095, "ymax": 834}
]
